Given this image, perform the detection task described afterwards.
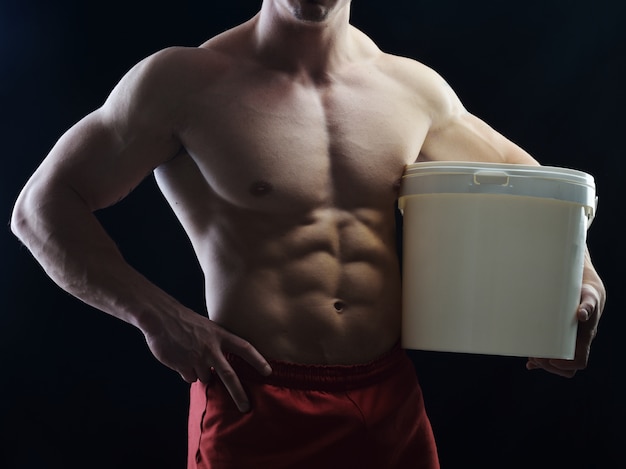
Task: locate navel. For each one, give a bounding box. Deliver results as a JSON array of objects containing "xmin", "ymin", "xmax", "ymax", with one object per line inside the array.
[
  {"xmin": 333, "ymin": 301, "xmax": 346, "ymax": 313},
  {"xmin": 249, "ymin": 181, "xmax": 274, "ymax": 197}
]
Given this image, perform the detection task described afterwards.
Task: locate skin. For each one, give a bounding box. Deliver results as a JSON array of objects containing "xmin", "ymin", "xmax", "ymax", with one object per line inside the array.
[{"xmin": 11, "ymin": 0, "xmax": 606, "ymax": 413}]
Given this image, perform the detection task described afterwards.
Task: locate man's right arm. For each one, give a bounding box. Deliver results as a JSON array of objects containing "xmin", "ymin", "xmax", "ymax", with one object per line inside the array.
[
  {"xmin": 10, "ymin": 48, "xmax": 270, "ymax": 411},
  {"xmin": 10, "ymin": 107, "xmax": 176, "ymax": 329}
]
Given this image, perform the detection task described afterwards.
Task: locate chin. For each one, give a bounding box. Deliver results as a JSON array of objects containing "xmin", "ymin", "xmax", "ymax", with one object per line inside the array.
[
  {"xmin": 289, "ymin": 0, "xmax": 337, "ymax": 23},
  {"xmin": 294, "ymin": 7, "xmax": 330, "ymax": 23}
]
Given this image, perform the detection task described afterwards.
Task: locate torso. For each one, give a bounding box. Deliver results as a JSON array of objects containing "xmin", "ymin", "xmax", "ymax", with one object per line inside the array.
[{"xmin": 153, "ymin": 22, "xmax": 433, "ymax": 364}]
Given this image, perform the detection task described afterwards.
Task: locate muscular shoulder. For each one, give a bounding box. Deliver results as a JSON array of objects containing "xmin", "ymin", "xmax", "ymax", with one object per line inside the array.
[
  {"xmin": 100, "ymin": 46, "xmax": 232, "ymax": 134},
  {"xmin": 375, "ymin": 52, "xmax": 465, "ymax": 129}
]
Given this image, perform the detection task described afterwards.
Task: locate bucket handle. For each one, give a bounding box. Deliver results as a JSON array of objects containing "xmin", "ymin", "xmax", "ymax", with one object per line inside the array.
[
  {"xmin": 473, "ymin": 171, "xmax": 510, "ymax": 186},
  {"xmin": 585, "ymin": 197, "xmax": 598, "ymax": 229}
]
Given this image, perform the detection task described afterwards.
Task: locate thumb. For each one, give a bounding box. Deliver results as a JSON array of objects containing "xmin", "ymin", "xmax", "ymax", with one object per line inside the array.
[{"xmin": 577, "ymin": 284, "xmax": 599, "ymax": 322}]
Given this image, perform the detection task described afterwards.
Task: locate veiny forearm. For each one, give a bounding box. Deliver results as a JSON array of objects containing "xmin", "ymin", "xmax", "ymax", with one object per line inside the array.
[{"xmin": 11, "ymin": 181, "xmax": 178, "ymax": 333}]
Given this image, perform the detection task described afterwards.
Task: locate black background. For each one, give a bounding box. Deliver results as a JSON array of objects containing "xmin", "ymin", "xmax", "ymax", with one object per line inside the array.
[{"xmin": 1, "ymin": 1, "xmax": 624, "ymax": 468}]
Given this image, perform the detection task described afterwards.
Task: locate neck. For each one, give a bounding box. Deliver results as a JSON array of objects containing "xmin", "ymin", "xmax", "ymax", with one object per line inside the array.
[{"xmin": 253, "ymin": 1, "xmax": 354, "ymax": 79}]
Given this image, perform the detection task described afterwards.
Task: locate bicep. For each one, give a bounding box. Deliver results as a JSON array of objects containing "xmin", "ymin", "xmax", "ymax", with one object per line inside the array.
[
  {"xmin": 414, "ymin": 68, "xmax": 538, "ymax": 165},
  {"xmin": 419, "ymin": 111, "xmax": 538, "ymax": 165},
  {"xmin": 26, "ymin": 50, "xmax": 189, "ymax": 211},
  {"xmin": 30, "ymin": 107, "xmax": 182, "ymax": 211}
]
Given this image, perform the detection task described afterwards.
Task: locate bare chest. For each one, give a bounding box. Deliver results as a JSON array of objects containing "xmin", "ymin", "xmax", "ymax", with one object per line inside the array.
[{"xmin": 181, "ymin": 70, "xmax": 429, "ymax": 212}]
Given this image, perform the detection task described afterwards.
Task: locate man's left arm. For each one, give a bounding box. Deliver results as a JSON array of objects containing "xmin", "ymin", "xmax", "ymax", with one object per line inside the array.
[{"xmin": 419, "ymin": 75, "xmax": 607, "ymax": 377}]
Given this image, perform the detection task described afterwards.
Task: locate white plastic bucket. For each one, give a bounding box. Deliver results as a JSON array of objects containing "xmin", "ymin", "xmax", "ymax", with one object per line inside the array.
[{"xmin": 398, "ymin": 162, "xmax": 596, "ymax": 359}]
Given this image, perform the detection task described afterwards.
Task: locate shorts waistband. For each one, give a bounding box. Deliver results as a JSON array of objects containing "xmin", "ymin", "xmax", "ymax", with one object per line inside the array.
[{"xmin": 225, "ymin": 343, "xmax": 410, "ymax": 392}]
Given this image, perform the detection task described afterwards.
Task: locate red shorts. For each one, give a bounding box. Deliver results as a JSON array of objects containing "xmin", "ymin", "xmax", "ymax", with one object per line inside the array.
[{"xmin": 187, "ymin": 345, "xmax": 439, "ymax": 469}]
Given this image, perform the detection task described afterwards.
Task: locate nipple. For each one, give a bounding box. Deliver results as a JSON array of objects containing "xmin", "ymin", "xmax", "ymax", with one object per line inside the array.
[{"xmin": 250, "ymin": 181, "xmax": 274, "ymax": 197}]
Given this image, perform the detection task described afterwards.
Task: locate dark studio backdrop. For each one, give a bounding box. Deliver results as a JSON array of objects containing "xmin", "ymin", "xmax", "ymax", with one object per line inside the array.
[{"xmin": 1, "ymin": 1, "xmax": 624, "ymax": 468}]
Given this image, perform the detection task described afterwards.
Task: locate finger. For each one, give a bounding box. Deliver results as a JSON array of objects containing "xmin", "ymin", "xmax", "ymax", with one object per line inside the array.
[
  {"xmin": 527, "ymin": 357, "xmax": 578, "ymax": 371},
  {"xmin": 577, "ymin": 307, "xmax": 590, "ymax": 322},
  {"xmin": 527, "ymin": 357, "xmax": 584, "ymax": 376},
  {"xmin": 213, "ymin": 358, "xmax": 250, "ymax": 413},
  {"xmin": 526, "ymin": 358, "xmax": 578, "ymax": 378},
  {"xmin": 548, "ymin": 359, "xmax": 584, "ymax": 373},
  {"xmin": 577, "ymin": 302, "xmax": 594, "ymax": 322},
  {"xmin": 525, "ymin": 359, "xmax": 539, "ymax": 370},
  {"xmin": 571, "ymin": 321, "xmax": 595, "ymax": 367},
  {"xmin": 225, "ymin": 336, "xmax": 272, "ymax": 377},
  {"xmin": 577, "ymin": 284, "xmax": 601, "ymax": 321}
]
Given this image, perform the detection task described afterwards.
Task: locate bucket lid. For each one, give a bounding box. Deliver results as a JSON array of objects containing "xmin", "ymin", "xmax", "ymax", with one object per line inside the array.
[{"xmin": 399, "ymin": 161, "xmax": 596, "ymax": 220}]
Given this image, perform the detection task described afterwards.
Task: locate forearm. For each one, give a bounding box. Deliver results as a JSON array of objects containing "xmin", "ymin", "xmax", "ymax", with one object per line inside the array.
[{"xmin": 11, "ymin": 182, "xmax": 178, "ymax": 333}]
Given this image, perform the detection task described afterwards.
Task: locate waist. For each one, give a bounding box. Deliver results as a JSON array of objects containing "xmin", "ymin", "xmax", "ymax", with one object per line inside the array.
[
  {"xmin": 216, "ymin": 302, "xmax": 402, "ymax": 365},
  {"xmin": 224, "ymin": 342, "xmax": 411, "ymax": 391}
]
